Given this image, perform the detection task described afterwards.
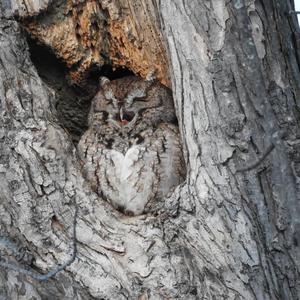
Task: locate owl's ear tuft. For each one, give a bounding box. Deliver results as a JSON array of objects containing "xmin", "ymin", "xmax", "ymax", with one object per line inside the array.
[{"xmin": 99, "ymin": 76, "xmax": 110, "ymax": 87}]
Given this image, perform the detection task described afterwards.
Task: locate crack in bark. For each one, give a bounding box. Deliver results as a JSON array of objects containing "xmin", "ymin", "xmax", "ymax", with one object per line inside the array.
[
  {"xmin": 0, "ymin": 201, "xmax": 78, "ymax": 281},
  {"xmin": 236, "ymin": 130, "xmax": 286, "ymax": 173}
]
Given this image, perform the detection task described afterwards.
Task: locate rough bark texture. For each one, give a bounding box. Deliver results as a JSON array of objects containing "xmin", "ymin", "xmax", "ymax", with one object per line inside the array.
[
  {"xmin": 20, "ymin": 0, "xmax": 170, "ymax": 87},
  {"xmin": 0, "ymin": 0, "xmax": 300, "ymax": 299}
]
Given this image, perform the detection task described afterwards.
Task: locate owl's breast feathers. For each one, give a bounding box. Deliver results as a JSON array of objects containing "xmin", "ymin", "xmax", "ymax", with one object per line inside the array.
[{"xmin": 78, "ymin": 123, "xmax": 185, "ymax": 215}]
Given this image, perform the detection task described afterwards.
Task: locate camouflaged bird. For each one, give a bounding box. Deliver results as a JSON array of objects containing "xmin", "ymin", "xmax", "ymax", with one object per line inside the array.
[{"xmin": 78, "ymin": 76, "xmax": 185, "ymax": 215}]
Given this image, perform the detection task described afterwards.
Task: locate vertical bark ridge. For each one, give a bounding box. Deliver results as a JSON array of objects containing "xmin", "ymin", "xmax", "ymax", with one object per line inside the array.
[{"xmin": 158, "ymin": 0, "xmax": 300, "ymax": 299}]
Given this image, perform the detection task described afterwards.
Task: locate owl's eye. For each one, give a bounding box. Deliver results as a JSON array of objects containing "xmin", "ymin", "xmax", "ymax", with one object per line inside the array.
[
  {"xmin": 134, "ymin": 97, "xmax": 147, "ymax": 102},
  {"xmin": 105, "ymin": 98, "xmax": 113, "ymax": 104}
]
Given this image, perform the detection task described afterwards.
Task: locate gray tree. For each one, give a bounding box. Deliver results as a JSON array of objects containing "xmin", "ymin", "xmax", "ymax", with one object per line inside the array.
[{"xmin": 0, "ymin": 0, "xmax": 299, "ymax": 299}]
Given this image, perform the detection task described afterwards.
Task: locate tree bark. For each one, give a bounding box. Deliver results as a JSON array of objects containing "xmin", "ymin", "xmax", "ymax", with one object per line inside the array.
[{"xmin": 0, "ymin": 0, "xmax": 300, "ymax": 299}]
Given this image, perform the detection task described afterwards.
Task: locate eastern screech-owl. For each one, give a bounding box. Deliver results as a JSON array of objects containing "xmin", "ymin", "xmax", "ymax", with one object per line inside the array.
[{"xmin": 78, "ymin": 76, "xmax": 185, "ymax": 215}]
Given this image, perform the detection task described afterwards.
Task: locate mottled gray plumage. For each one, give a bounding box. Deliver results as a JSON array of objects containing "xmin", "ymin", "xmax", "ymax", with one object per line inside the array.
[{"xmin": 78, "ymin": 76, "xmax": 185, "ymax": 215}]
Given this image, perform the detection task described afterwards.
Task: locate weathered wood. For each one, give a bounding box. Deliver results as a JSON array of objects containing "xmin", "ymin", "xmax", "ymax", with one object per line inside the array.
[
  {"xmin": 0, "ymin": 0, "xmax": 300, "ymax": 299},
  {"xmin": 158, "ymin": 0, "xmax": 300, "ymax": 298},
  {"xmin": 19, "ymin": 0, "xmax": 170, "ymax": 87},
  {"xmin": 1, "ymin": 0, "xmax": 50, "ymax": 17},
  {"xmin": 0, "ymin": 15, "xmax": 182, "ymax": 300}
]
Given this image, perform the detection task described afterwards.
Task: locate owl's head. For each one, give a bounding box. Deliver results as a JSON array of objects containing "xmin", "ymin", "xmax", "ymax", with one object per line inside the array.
[{"xmin": 88, "ymin": 76, "xmax": 176, "ymax": 131}]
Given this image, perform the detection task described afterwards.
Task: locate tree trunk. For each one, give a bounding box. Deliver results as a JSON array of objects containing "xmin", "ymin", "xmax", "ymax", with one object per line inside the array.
[{"xmin": 0, "ymin": 0, "xmax": 300, "ymax": 299}]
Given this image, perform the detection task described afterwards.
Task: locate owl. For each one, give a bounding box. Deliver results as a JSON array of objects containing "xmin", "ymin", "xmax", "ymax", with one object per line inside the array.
[{"xmin": 78, "ymin": 76, "xmax": 186, "ymax": 215}]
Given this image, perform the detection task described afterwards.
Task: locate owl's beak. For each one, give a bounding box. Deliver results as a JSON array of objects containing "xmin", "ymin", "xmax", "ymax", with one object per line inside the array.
[{"xmin": 119, "ymin": 108, "xmax": 135, "ymax": 125}]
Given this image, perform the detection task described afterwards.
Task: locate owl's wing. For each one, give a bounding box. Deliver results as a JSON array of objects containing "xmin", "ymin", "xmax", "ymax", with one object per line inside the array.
[{"xmin": 77, "ymin": 129, "xmax": 106, "ymax": 191}]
